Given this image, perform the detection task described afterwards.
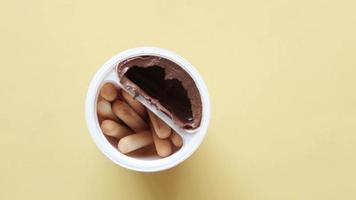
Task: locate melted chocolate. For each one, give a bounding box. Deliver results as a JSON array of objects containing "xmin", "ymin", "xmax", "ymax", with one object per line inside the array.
[{"xmin": 117, "ymin": 56, "xmax": 202, "ymax": 129}]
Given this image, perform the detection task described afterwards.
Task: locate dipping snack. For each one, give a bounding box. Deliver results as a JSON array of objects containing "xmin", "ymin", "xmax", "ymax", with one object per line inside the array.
[{"xmin": 86, "ymin": 47, "xmax": 211, "ymax": 171}]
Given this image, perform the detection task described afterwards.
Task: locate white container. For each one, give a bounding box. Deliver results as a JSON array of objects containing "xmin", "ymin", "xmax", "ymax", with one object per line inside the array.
[{"xmin": 85, "ymin": 47, "xmax": 211, "ymax": 172}]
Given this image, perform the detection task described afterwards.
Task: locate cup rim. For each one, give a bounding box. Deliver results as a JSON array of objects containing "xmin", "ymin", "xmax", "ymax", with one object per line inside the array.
[{"xmin": 85, "ymin": 47, "xmax": 211, "ymax": 172}]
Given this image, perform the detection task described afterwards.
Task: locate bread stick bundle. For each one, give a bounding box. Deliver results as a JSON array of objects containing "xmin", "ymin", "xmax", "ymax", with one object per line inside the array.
[{"xmin": 97, "ymin": 83, "xmax": 183, "ymax": 157}]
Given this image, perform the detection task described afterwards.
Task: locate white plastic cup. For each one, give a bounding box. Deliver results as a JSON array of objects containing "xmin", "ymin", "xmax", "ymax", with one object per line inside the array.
[{"xmin": 85, "ymin": 47, "xmax": 211, "ymax": 172}]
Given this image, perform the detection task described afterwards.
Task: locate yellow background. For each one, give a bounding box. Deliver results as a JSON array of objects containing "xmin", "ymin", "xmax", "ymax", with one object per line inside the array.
[{"xmin": 1, "ymin": 0, "xmax": 355, "ymax": 199}]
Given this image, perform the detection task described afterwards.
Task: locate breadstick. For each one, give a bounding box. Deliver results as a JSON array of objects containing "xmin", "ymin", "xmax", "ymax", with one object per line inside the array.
[
  {"xmin": 97, "ymin": 99, "xmax": 117, "ymax": 120},
  {"xmin": 112, "ymin": 100, "xmax": 148, "ymax": 132},
  {"xmin": 100, "ymin": 83, "xmax": 118, "ymax": 102},
  {"xmin": 170, "ymin": 131, "xmax": 183, "ymax": 147},
  {"xmin": 118, "ymin": 131, "xmax": 153, "ymax": 154},
  {"xmin": 147, "ymin": 110, "xmax": 171, "ymax": 139},
  {"xmin": 122, "ymin": 90, "xmax": 146, "ymax": 118},
  {"xmin": 101, "ymin": 120, "xmax": 132, "ymax": 139},
  {"xmin": 149, "ymin": 120, "xmax": 172, "ymax": 157}
]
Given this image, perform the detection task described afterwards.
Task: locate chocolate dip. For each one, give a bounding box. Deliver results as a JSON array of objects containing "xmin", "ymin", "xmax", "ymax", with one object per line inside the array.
[{"xmin": 117, "ymin": 56, "xmax": 202, "ymax": 129}]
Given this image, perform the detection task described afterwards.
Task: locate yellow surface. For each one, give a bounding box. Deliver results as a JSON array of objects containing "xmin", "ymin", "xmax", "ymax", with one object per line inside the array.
[{"xmin": 1, "ymin": 0, "xmax": 355, "ymax": 199}]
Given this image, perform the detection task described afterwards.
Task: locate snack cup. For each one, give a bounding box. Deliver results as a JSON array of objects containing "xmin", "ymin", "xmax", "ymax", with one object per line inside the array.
[{"xmin": 85, "ymin": 47, "xmax": 211, "ymax": 172}]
